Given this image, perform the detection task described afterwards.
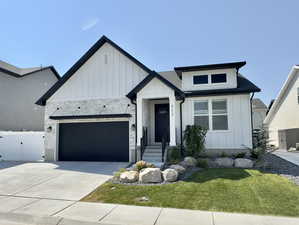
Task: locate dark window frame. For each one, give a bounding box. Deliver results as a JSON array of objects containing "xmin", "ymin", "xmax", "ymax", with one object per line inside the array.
[
  {"xmin": 211, "ymin": 73, "xmax": 227, "ymax": 83},
  {"xmin": 193, "ymin": 75, "xmax": 209, "ymax": 85}
]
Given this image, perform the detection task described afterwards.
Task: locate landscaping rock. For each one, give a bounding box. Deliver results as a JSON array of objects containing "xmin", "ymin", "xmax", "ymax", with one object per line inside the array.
[
  {"xmin": 162, "ymin": 169, "xmax": 178, "ymax": 182},
  {"xmin": 182, "ymin": 157, "xmax": 197, "ymax": 167},
  {"xmin": 179, "ymin": 161, "xmax": 190, "ymax": 168},
  {"xmin": 215, "ymin": 157, "xmax": 234, "ymax": 168},
  {"xmin": 169, "ymin": 164, "xmax": 186, "ymax": 174},
  {"xmin": 234, "ymin": 158, "xmax": 254, "ymax": 168},
  {"xmin": 119, "ymin": 171, "xmax": 139, "ymax": 183},
  {"xmin": 207, "ymin": 159, "xmax": 218, "ymax": 168},
  {"xmin": 139, "ymin": 168, "xmax": 162, "ymax": 183}
]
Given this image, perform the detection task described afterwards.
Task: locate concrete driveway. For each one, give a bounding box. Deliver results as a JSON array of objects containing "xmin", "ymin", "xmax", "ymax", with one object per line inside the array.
[
  {"xmin": 0, "ymin": 161, "xmax": 127, "ymax": 201},
  {"xmin": 273, "ymin": 149, "xmax": 299, "ymax": 166}
]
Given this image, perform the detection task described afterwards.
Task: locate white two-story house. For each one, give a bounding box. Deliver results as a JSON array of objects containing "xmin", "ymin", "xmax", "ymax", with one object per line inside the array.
[{"xmin": 36, "ymin": 36, "xmax": 260, "ymax": 163}]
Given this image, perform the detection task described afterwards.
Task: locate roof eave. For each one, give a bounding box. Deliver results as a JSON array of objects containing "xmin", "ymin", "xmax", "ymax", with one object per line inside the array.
[{"xmin": 264, "ymin": 66, "xmax": 299, "ymax": 124}]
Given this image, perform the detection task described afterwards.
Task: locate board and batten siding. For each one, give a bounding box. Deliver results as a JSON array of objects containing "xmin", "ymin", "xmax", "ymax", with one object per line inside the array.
[
  {"xmin": 182, "ymin": 94, "xmax": 252, "ymax": 149},
  {"xmin": 181, "ymin": 68, "xmax": 237, "ymax": 91},
  {"xmin": 48, "ymin": 42, "xmax": 148, "ymax": 102}
]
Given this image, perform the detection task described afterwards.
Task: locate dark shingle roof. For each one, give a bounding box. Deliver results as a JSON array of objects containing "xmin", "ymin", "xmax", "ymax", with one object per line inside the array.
[{"xmin": 184, "ymin": 75, "xmax": 260, "ymax": 97}]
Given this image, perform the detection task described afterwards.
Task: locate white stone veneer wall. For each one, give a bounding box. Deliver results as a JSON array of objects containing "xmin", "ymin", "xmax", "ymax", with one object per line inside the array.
[{"xmin": 44, "ymin": 98, "xmax": 136, "ymax": 162}]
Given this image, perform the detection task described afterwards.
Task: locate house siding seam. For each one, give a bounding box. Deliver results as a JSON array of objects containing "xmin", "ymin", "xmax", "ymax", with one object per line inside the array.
[{"xmin": 44, "ymin": 98, "xmax": 136, "ymax": 162}]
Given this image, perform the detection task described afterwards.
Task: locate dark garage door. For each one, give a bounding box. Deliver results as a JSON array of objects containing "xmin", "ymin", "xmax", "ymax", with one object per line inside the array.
[{"xmin": 59, "ymin": 121, "xmax": 129, "ymax": 162}]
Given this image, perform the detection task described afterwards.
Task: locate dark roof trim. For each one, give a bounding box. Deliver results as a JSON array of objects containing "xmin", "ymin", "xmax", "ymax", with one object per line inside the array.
[
  {"xmin": 184, "ymin": 75, "xmax": 261, "ymax": 97},
  {"xmin": 49, "ymin": 113, "xmax": 131, "ymax": 120},
  {"xmin": 36, "ymin": 35, "xmax": 151, "ymax": 106},
  {"xmin": 126, "ymin": 71, "xmax": 185, "ymax": 100},
  {"xmin": 0, "ymin": 66, "xmax": 60, "ymax": 80},
  {"xmin": 174, "ymin": 61, "xmax": 246, "ymax": 78}
]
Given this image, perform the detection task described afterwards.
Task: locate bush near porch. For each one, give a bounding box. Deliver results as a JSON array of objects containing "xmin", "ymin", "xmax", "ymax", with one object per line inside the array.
[{"xmin": 82, "ymin": 168, "xmax": 299, "ymax": 217}]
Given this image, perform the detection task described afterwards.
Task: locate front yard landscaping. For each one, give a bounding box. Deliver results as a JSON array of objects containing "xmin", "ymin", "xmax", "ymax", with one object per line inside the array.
[{"xmin": 82, "ymin": 168, "xmax": 299, "ymax": 217}]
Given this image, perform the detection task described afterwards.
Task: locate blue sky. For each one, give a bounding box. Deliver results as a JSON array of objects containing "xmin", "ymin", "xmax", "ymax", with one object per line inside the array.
[{"xmin": 1, "ymin": 0, "xmax": 299, "ymax": 105}]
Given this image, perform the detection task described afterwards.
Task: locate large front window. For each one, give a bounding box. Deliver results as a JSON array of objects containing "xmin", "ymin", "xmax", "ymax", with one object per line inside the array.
[{"xmin": 194, "ymin": 99, "xmax": 228, "ymax": 130}]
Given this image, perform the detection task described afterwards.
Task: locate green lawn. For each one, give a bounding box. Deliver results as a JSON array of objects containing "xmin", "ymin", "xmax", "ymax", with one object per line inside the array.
[{"xmin": 82, "ymin": 168, "xmax": 299, "ymax": 217}]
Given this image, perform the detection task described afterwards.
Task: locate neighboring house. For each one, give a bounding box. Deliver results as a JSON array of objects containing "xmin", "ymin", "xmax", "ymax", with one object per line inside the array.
[
  {"xmin": 252, "ymin": 98, "xmax": 267, "ymax": 130},
  {"xmin": 264, "ymin": 65, "xmax": 299, "ymax": 149},
  {"xmin": 0, "ymin": 60, "xmax": 60, "ymax": 131},
  {"xmin": 36, "ymin": 36, "xmax": 260, "ymax": 163}
]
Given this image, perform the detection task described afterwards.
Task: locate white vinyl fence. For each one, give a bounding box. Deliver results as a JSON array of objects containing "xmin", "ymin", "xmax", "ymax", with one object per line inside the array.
[{"xmin": 0, "ymin": 132, "xmax": 44, "ymax": 161}]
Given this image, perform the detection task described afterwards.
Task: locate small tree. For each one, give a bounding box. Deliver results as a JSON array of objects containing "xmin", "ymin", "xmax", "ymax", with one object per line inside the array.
[{"xmin": 183, "ymin": 125, "xmax": 207, "ymax": 157}]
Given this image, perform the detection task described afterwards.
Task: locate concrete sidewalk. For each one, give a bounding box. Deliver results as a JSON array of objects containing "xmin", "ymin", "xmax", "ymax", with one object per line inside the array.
[{"xmin": 0, "ymin": 199, "xmax": 299, "ymax": 225}]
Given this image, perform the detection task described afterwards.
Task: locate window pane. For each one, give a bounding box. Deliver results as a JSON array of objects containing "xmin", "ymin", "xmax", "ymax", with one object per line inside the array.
[
  {"xmin": 212, "ymin": 115, "xmax": 228, "ymax": 130},
  {"xmin": 193, "ymin": 75, "xmax": 208, "ymax": 84},
  {"xmin": 212, "ymin": 100, "xmax": 227, "ymax": 114},
  {"xmin": 195, "ymin": 116, "xmax": 209, "ymax": 129},
  {"xmin": 211, "ymin": 74, "xmax": 227, "ymax": 83},
  {"xmin": 194, "ymin": 101, "xmax": 208, "ymax": 114}
]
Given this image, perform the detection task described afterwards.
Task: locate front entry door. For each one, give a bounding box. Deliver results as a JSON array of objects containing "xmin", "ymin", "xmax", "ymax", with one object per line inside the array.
[{"xmin": 155, "ymin": 104, "xmax": 170, "ymax": 142}]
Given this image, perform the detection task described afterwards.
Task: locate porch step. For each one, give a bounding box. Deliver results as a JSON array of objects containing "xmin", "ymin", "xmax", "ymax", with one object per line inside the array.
[
  {"xmin": 146, "ymin": 145, "xmax": 161, "ymax": 149},
  {"xmin": 142, "ymin": 146, "xmax": 162, "ymax": 163}
]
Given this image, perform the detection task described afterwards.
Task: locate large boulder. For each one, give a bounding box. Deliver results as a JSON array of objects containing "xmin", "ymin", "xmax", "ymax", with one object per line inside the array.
[
  {"xmin": 139, "ymin": 168, "xmax": 162, "ymax": 183},
  {"xmin": 234, "ymin": 158, "xmax": 254, "ymax": 168},
  {"xmin": 162, "ymin": 169, "xmax": 178, "ymax": 182},
  {"xmin": 182, "ymin": 157, "xmax": 197, "ymax": 167},
  {"xmin": 215, "ymin": 157, "xmax": 234, "ymax": 168},
  {"xmin": 119, "ymin": 171, "xmax": 139, "ymax": 183},
  {"xmin": 169, "ymin": 164, "xmax": 186, "ymax": 174}
]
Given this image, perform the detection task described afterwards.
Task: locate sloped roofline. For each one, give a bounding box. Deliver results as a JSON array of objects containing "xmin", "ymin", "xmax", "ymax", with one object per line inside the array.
[
  {"xmin": 126, "ymin": 71, "xmax": 185, "ymax": 100},
  {"xmin": 264, "ymin": 65, "xmax": 299, "ymax": 124},
  {"xmin": 0, "ymin": 65, "xmax": 60, "ymax": 80},
  {"xmin": 36, "ymin": 35, "xmax": 152, "ymax": 106}
]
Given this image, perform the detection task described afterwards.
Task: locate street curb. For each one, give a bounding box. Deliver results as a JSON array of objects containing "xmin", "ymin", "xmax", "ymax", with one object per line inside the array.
[{"xmin": 0, "ymin": 212, "xmax": 113, "ymax": 225}]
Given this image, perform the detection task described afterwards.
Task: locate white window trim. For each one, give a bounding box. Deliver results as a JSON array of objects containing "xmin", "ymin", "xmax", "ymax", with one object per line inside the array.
[
  {"xmin": 193, "ymin": 98, "xmax": 230, "ymax": 132},
  {"xmin": 192, "ymin": 74, "xmax": 227, "ymax": 86}
]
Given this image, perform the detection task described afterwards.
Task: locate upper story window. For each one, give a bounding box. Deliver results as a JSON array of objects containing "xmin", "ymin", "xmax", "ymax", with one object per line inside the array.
[
  {"xmin": 194, "ymin": 99, "xmax": 228, "ymax": 131},
  {"xmin": 193, "ymin": 75, "xmax": 208, "ymax": 85},
  {"xmin": 211, "ymin": 73, "xmax": 227, "ymax": 83},
  {"xmin": 193, "ymin": 73, "xmax": 227, "ymax": 85}
]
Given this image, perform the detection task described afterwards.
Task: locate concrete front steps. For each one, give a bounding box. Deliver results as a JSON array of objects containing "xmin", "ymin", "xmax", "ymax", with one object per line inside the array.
[{"xmin": 142, "ymin": 145, "xmax": 164, "ymax": 167}]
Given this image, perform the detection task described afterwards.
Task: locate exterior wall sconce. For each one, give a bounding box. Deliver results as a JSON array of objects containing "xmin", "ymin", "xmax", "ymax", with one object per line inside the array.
[
  {"xmin": 47, "ymin": 126, "xmax": 52, "ymax": 133},
  {"xmin": 131, "ymin": 124, "xmax": 136, "ymax": 131}
]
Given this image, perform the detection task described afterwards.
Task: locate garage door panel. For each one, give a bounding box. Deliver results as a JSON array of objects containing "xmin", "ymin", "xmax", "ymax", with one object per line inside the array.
[{"xmin": 59, "ymin": 122, "xmax": 129, "ymax": 162}]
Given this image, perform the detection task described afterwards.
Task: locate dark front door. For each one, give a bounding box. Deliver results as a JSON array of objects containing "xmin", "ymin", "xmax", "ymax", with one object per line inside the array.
[
  {"xmin": 155, "ymin": 104, "xmax": 170, "ymax": 142},
  {"xmin": 59, "ymin": 121, "xmax": 129, "ymax": 162}
]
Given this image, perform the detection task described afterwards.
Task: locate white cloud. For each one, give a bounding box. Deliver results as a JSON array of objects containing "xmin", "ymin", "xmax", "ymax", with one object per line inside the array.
[{"xmin": 81, "ymin": 18, "xmax": 99, "ymax": 31}]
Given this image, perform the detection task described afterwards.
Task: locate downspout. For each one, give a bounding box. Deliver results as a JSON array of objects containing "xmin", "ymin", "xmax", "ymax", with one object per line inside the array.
[
  {"xmin": 180, "ymin": 96, "xmax": 185, "ymax": 155},
  {"xmin": 250, "ymin": 92, "xmax": 255, "ymax": 149}
]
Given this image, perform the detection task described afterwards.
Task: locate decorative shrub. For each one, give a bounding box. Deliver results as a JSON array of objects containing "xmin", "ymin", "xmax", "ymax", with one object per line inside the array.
[
  {"xmin": 253, "ymin": 127, "xmax": 269, "ymax": 149},
  {"xmin": 113, "ymin": 168, "xmax": 127, "ymax": 179},
  {"xmin": 167, "ymin": 146, "xmax": 182, "ymax": 164},
  {"xmin": 220, "ymin": 152, "xmax": 228, "ymax": 157},
  {"xmin": 234, "ymin": 152, "xmax": 246, "ymax": 158},
  {"xmin": 183, "ymin": 125, "xmax": 207, "ymax": 157},
  {"xmin": 197, "ymin": 159, "xmax": 208, "ymax": 168},
  {"xmin": 250, "ymin": 147, "xmax": 265, "ymax": 159},
  {"xmin": 135, "ymin": 160, "xmax": 155, "ymax": 171}
]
